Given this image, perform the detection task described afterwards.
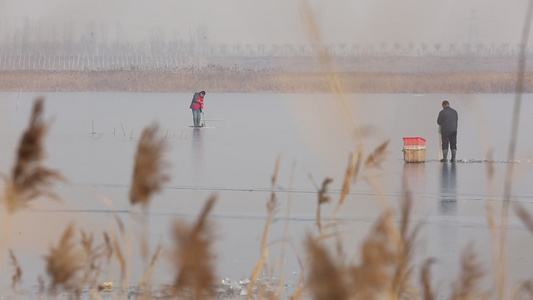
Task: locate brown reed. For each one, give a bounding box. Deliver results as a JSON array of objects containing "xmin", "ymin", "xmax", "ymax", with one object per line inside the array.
[
  {"xmin": 136, "ymin": 244, "xmax": 163, "ymax": 291},
  {"xmin": 129, "ymin": 123, "xmax": 169, "ymax": 208},
  {"xmin": 515, "ymin": 205, "xmax": 533, "ymax": 234},
  {"xmin": 44, "ymin": 224, "xmax": 84, "ymax": 293},
  {"xmin": 420, "ymin": 258, "xmax": 436, "ymax": 300},
  {"xmin": 365, "ymin": 140, "xmax": 390, "ymax": 170},
  {"xmin": 3, "ymin": 97, "xmax": 66, "ymax": 214},
  {"xmin": 246, "ymin": 162, "xmax": 280, "ymax": 299},
  {"xmin": 170, "ymin": 196, "xmax": 216, "ymax": 299},
  {"xmin": 512, "ymin": 281, "xmax": 533, "ymax": 299},
  {"xmin": 110, "ymin": 225, "xmax": 127, "ymax": 288},
  {"xmin": 102, "ymin": 232, "xmax": 114, "ymax": 262},
  {"xmin": 79, "ymin": 230, "xmax": 106, "ymax": 289},
  {"xmin": 8, "ymin": 249, "xmax": 22, "ymax": 290},
  {"xmin": 315, "ymin": 178, "xmax": 333, "ymax": 236},
  {"xmin": 305, "ymin": 234, "xmax": 349, "ymax": 300},
  {"xmin": 449, "ymin": 245, "xmax": 486, "ymax": 300}
]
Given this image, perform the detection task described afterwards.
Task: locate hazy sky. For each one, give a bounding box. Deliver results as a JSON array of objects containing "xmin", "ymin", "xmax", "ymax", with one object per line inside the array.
[{"xmin": 1, "ymin": 0, "xmax": 531, "ymax": 46}]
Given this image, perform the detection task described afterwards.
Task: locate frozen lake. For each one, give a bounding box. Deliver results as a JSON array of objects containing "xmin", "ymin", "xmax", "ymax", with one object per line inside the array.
[{"xmin": 1, "ymin": 92, "xmax": 533, "ymax": 298}]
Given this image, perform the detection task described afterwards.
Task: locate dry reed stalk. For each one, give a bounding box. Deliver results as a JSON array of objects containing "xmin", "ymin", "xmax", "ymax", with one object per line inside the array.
[
  {"xmin": 343, "ymin": 195, "xmax": 419, "ymax": 300},
  {"xmin": 110, "ymin": 225, "xmax": 127, "ymax": 288},
  {"xmin": 129, "ymin": 122, "xmax": 169, "ymax": 285},
  {"xmin": 103, "ymin": 232, "xmax": 114, "ymax": 262},
  {"xmin": 511, "ymin": 281, "xmax": 533, "ymax": 299},
  {"xmin": 364, "ymin": 140, "xmax": 390, "ymax": 170},
  {"xmin": 290, "ymin": 258, "xmax": 310, "ymax": 300},
  {"xmin": 449, "ymin": 245, "xmax": 486, "ymax": 300},
  {"xmin": 79, "ymin": 230, "xmax": 106, "ymax": 289},
  {"xmin": 299, "ymin": 1, "xmax": 401, "ymax": 241},
  {"xmin": 391, "ymin": 193, "xmax": 420, "ymax": 298},
  {"xmin": 0, "ymin": 97, "xmax": 65, "ymax": 276},
  {"xmin": 136, "ymin": 243, "xmax": 162, "ymax": 290},
  {"xmin": 274, "ymin": 160, "xmax": 297, "ymax": 299},
  {"xmin": 44, "ymin": 224, "xmax": 84, "ymax": 293},
  {"xmin": 325, "ymin": 151, "xmax": 362, "ymax": 231},
  {"xmin": 420, "ymin": 258, "xmax": 436, "ymax": 300},
  {"xmin": 348, "ymin": 209, "xmax": 397, "ymax": 299},
  {"xmin": 38, "ymin": 275, "xmax": 45, "ymax": 294},
  {"xmin": 486, "ymin": 203, "xmax": 502, "ymax": 299},
  {"xmin": 305, "ymin": 234, "xmax": 348, "ymax": 300},
  {"xmin": 171, "ymin": 196, "xmax": 216, "ymax": 299},
  {"xmin": 258, "ymin": 156, "xmax": 280, "ymax": 252},
  {"xmin": 129, "ymin": 123, "xmax": 169, "ymax": 208},
  {"xmin": 98, "ymin": 196, "xmax": 129, "ymax": 288},
  {"xmin": 499, "ymin": 2, "xmax": 533, "ymax": 299},
  {"xmin": 248, "ymin": 192, "xmax": 278, "ymax": 298},
  {"xmin": 298, "ymin": 0, "xmax": 368, "ymax": 165},
  {"xmin": 246, "ymin": 249, "xmax": 268, "ymax": 300},
  {"xmin": 242, "ymin": 157, "xmax": 283, "ymax": 299},
  {"xmin": 8, "ymin": 249, "xmax": 22, "ymax": 290},
  {"xmin": 315, "ymin": 178, "xmax": 333, "ymax": 236},
  {"xmin": 515, "ymin": 205, "xmax": 533, "ymax": 234}
]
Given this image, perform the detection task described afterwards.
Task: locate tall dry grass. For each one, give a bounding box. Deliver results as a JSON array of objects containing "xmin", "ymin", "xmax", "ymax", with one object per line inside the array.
[
  {"xmin": 170, "ymin": 196, "xmax": 216, "ymax": 299},
  {"xmin": 0, "ymin": 97, "xmax": 66, "ymax": 278},
  {"xmin": 2, "ymin": 97, "xmax": 65, "ymax": 214},
  {"xmin": 129, "ymin": 123, "xmax": 169, "ymax": 209},
  {"xmin": 0, "ymin": 96, "xmax": 533, "ymax": 300},
  {"xmin": 1, "ymin": 69, "xmax": 533, "ymax": 93}
]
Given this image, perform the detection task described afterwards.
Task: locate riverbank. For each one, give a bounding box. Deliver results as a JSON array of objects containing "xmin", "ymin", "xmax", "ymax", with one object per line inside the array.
[
  {"xmin": 1, "ymin": 69, "xmax": 531, "ymax": 93},
  {"xmin": 1, "ymin": 56, "xmax": 531, "ymax": 93}
]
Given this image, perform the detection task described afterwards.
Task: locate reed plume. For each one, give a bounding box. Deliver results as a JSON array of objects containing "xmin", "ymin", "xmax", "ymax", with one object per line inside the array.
[
  {"xmin": 348, "ymin": 209, "xmax": 397, "ymax": 299},
  {"xmin": 346, "ymin": 195, "xmax": 418, "ymax": 299},
  {"xmin": 129, "ymin": 123, "xmax": 169, "ymax": 208},
  {"xmin": 316, "ymin": 177, "xmax": 333, "ymax": 235},
  {"xmin": 515, "ymin": 205, "xmax": 533, "ymax": 234},
  {"xmin": 325, "ymin": 151, "xmax": 362, "ymax": 231},
  {"xmin": 8, "ymin": 249, "xmax": 22, "ymax": 290},
  {"xmin": 305, "ymin": 235, "xmax": 348, "ymax": 300},
  {"xmin": 79, "ymin": 230, "xmax": 106, "ymax": 289},
  {"xmin": 513, "ymin": 281, "xmax": 533, "ymax": 299},
  {"xmin": 171, "ymin": 196, "xmax": 216, "ymax": 299},
  {"xmin": 449, "ymin": 245, "xmax": 486, "ymax": 300},
  {"xmin": 44, "ymin": 224, "xmax": 84, "ymax": 293},
  {"xmin": 2, "ymin": 97, "xmax": 65, "ymax": 213},
  {"xmin": 365, "ymin": 140, "xmax": 390, "ymax": 170}
]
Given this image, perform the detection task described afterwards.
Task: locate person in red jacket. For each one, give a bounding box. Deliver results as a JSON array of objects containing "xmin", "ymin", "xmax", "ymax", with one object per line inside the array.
[{"xmin": 189, "ymin": 91, "xmax": 205, "ymax": 127}]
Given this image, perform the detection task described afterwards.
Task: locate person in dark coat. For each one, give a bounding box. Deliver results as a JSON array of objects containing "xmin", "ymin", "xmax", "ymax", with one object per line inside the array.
[
  {"xmin": 189, "ymin": 91, "xmax": 205, "ymax": 127},
  {"xmin": 437, "ymin": 100, "xmax": 458, "ymax": 162}
]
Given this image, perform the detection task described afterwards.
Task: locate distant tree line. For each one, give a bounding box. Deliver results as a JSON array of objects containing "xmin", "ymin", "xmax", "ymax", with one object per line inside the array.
[{"xmin": 0, "ymin": 20, "xmax": 530, "ymax": 71}]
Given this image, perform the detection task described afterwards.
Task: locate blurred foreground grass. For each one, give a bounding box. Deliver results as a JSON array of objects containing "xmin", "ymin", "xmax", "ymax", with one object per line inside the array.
[{"xmin": 1, "ymin": 99, "xmax": 533, "ymax": 299}]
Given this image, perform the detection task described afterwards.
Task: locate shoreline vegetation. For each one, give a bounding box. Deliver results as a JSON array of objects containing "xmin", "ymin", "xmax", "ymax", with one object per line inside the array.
[{"xmin": 1, "ymin": 57, "xmax": 533, "ymax": 93}]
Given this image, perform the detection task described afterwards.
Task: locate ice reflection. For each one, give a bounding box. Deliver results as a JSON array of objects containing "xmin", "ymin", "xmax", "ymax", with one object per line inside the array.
[
  {"xmin": 439, "ymin": 163, "xmax": 457, "ymax": 215},
  {"xmin": 191, "ymin": 128, "xmax": 205, "ymax": 181},
  {"xmin": 401, "ymin": 162, "xmax": 425, "ymax": 194}
]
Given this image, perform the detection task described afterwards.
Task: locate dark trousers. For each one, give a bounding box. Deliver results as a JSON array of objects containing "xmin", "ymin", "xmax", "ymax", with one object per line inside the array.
[{"xmin": 441, "ymin": 131, "xmax": 457, "ymax": 150}]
